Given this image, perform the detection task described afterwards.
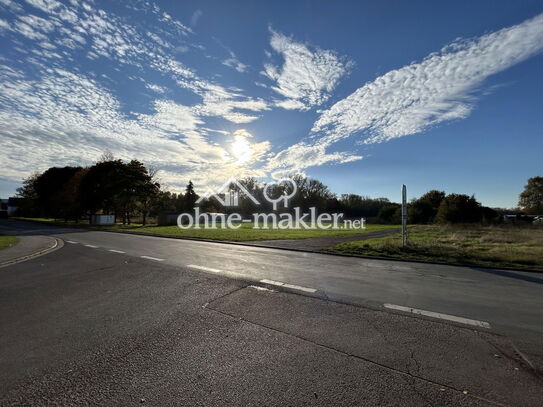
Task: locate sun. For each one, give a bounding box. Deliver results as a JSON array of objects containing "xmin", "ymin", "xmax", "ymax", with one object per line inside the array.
[{"xmin": 230, "ymin": 130, "xmax": 253, "ymax": 164}]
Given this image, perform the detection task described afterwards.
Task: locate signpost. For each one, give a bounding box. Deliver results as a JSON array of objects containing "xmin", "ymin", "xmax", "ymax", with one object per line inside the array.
[{"xmin": 401, "ymin": 185, "xmax": 408, "ymax": 247}]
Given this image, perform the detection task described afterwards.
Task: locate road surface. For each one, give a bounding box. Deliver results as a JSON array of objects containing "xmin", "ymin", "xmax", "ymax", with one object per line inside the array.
[
  {"xmin": 2, "ymin": 219, "xmax": 541, "ymax": 344},
  {"xmin": 1, "ymin": 219, "xmax": 542, "ymax": 405}
]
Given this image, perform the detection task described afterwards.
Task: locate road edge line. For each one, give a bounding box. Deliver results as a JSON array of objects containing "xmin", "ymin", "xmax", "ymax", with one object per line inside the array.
[{"xmin": 0, "ymin": 237, "xmax": 64, "ymax": 268}]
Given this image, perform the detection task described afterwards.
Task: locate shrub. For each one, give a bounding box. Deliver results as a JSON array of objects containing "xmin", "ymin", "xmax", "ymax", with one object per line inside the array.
[{"xmin": 436, "ymin": 194, "xmax": 482, "ymax": 224}]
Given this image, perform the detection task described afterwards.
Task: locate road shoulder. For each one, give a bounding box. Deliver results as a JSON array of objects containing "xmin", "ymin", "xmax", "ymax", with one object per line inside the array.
[{"xmin": 0, "ymin": 235, "xmax": 63, "ymax": 267}]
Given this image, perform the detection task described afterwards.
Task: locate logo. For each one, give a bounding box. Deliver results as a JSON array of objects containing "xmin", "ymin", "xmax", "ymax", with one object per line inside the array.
[
  {"xmin": 178, "ymin": 177, "xmax": 366, "ymax": 230},
  {"xmin": 196, "ymin": 177, "xmax": 259, "ymax": 207},
  {"xmin": 196, "ymin": 177, "xmax": 298, "ymax": 209},
  {"xmin": 263, "ymin": 178, "xmax": 297, "ymax": 210}
]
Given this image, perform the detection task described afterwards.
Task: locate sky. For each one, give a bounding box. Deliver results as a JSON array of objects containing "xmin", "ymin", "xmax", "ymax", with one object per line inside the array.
[{"xmin": 1, "ymin": 0, "xmax": 542, "ymax": 208}]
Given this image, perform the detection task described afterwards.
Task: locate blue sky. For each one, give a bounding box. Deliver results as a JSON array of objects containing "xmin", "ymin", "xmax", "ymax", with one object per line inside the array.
[{"xmin": 1, "ymin": 0, "xmax": 542, "ymax": 208}]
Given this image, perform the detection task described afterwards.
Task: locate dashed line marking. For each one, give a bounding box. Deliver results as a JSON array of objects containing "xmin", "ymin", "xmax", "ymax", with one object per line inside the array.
[
  {"xmin": 186, "ymin": 264, "xmax": 222, "ymax": 273},
  {"xmin": 283, "ymin": 283, "xmax": 317, "ymax": 293},
  {"xmin": 84, "ymin": 244, "xmax": 98, "ymax": 248},
  {"xmin": 141, "ymin": 255, "xmax": 164, "ymax": 262},
  {"xmin": 383, "ymin": 304, "xmax": 491, "ymax": 328},
  {"xmin": 260, "ymin": 279, "xmax": 317, "ymax": 293},
  {"xmin": 66, "ymin": 241, "xmax": 78, "ymax": 244},
  {"xmin": 108, "ymin": 249, "xmax": 125, "ymax": 254},
  {"xmin": 248, "ymin": 285, "xmax": 274, "ymax": 292}
]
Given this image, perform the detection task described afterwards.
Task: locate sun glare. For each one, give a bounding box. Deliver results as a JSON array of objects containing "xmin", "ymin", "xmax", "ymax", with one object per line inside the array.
[{"xmin": 230, "ymin": 130, "xmax": 253, "ymax": 164}]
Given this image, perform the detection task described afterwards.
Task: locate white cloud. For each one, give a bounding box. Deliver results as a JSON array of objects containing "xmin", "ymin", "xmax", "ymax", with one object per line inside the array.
[
  {"xmin": 0, "ymin": 67, "xmax": 271, "ymax": 190},
  {"xmin": 265, "ymin": 141, "xmax": 362, "ymax": 178},
  {"xmin": 19, "ymin": 15, "xmax": 56, "ymax": 32},
  {"xmin": 9, "ymin": 0, "xmax": 540, "ymax": 190},
  {"xmin": 0, "ymin": 0, "xmax": 273, "ymax": 190},
  {"xmin": 12, "ymin": 21, "xmax": 49, "ymax": 40},
  {"xmin": 0, "ymin": 18, "xmax": 10, "ymax": 31},
  {"xmin": 263, "ymin": 29, "xmax": 352, "ymax": 111},
  {"xmin": 5, "ymin": 0, "xmax": 269, "ymax": 127},
  {"xmin": 223, "ymin": 56, "xmax": 248, "ymax": 73},
  {"xmin": 24, "ymin": 0, "xmax": 62, "ymax": 13},
  {"xmin": 313, "ymin": 13, "xmax": 543, "ymax": 145},
  {"xmin": 0, "ymin": 0, "xmax": 23, "ymax": 13},
  {"xmin": 191, "ymin": 82, "xmax": 269, "ymax": 124},
  {"xmin": 190, "ymin": 9, "xmax": 202, "ymax": 27},
  {"xmin": 145, "ymin": 83, "xmax": 167, "ymax": 94}
]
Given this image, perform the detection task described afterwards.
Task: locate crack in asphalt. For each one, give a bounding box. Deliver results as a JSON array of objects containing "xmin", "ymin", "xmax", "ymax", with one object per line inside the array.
[
  {"xmin": 475, "ymin": 330, "xmax": 543, "ymax": 383},
  {"xmin": 205, "ymin": 304, "xmax": 505, "ymax": 407}
]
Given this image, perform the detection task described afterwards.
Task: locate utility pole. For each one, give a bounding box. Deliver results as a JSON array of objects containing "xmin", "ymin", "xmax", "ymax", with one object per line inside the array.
[{"xmin": 401, "ymin": 184, "xmax": 408, "ymax": 247}]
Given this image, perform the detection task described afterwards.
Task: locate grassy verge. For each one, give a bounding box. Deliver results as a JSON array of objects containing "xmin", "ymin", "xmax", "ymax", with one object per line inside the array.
[
  {"xmin": 324, "ymin": 224, "xmax": 543, "ymax": 270},
  {"xmin": 0, "ymin": 235, "xmax": 18, "ymax": 250},
  {"xmin": 15, "ymin": 217, "xmax": 396, "ymax": 242}
]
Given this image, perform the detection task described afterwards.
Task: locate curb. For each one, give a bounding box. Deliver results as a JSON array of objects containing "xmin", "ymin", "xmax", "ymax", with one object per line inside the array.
[
  {"xmin": 12, "ymin": 219, "xmax": 543, "ymax": 274},
  {"xmin": 0, "ymin": 237, "xmax": 64, "ymax": 268}
]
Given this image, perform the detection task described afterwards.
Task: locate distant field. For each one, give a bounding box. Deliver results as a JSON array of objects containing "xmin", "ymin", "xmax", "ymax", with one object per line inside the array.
[
  {"xmin": 16, "ymin": 218, "xmax": 395, "ymax": 242},
  {"xmin": 0, "ymin": 235, "xmax": 18, "ymax": 250},
  {"xmin": 325, "ymin": 224, "xmax": 543, "ymax": 271}
]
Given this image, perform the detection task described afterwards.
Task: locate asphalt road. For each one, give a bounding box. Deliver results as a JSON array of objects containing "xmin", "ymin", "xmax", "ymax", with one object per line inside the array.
[
  {"xmin": 2, "ymin": 219, "xmax": 542, "ymax": 345},
  {"xmin": 1, "ymin": 219, "xmax": 542, "ymax": 405}
]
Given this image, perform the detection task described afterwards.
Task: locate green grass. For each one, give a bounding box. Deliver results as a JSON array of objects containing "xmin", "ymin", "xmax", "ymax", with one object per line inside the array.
[
  {"xmin": 324, "ymin": 224, "xmax": 543, "ymax": 270},
  {"xmin": 15, "ymin": 217, "xmax": 396, "ymax": 242},
  {"xmin": 0, "ymin": 235, "xmax": 18, "ymax": 250}
]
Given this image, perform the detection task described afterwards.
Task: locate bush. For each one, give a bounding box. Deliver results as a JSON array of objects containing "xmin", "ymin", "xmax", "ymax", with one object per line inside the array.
[
  {"xmin": 436, "ymin": 194, "xmax": 482, "ymax": 224},
  {"xmin": 378, "ymin": 204, "xmax": 401, "ymax": 224}
]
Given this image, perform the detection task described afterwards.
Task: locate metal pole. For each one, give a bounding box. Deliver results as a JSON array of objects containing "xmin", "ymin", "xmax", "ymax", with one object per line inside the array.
[{"xmin": 401, "ymin": 184, "xmax": 407, "ymax": 247}]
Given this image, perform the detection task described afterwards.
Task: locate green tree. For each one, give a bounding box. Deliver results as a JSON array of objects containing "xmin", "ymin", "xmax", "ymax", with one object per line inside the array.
[
  {"xmin": 114, "ymin": 160, "xmax": 159, "ymax": 224},
  {"xmin": 33, "ymin": 166, "xmax": 82, "ymax": 218},
  {"xmin": 436, "ymin": 194, "xmax": 482, "ymax": 224},
  {"xmin": 378, "ymin": 203, "xmax": 401, "ymax": 223},
  {"xmin": 80, "ymin": 160, "xmax": 126, "ymax": 219},
  {"xmin": 518, "ymin": 176, "xmax": 543, "ymax": 214},
  {"xmin": 184, "ymin": 181, "xmax": 198, "ymax": 211},
  {"xmin": 409, "ymin": 190, "xmax": 445, "ymax": 223},
  {"xmin": 291, "ymin": 175, "xmax": 335, "ymax": 211},
  {"xmin": 125, "ymin": 161, "xmax": 160, "ymax": 225},
  {"xmin": 408, "ymin": 199, "xmax": 434, "ymax": 224},
  {"xmin": 58, "ymin": 168, "xmax": 88, "ymax": 222},
  {"xmin": 340, "ymin": 194, "xmax": 391, "ymax": 218},
  {"xmin": 15, "ymin": 172, "xmax": 40, "ymax": 216},
  {"xmin": 236, "ymin": 177, "xmax": 261, "ymax": 216},
  {"xmin": 419, "ymin": 190, "xmax": 446, "ymax": 210}
]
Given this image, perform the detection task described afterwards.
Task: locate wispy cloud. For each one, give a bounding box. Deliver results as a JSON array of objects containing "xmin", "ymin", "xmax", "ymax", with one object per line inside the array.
[
  {"xmin": 313, "ymin": 13, "xmax": 543, "ymax": 145},
  {"xmin": 263, "ymin": 28, "xmax": 352, "ymax": 111},
  {"xmin": 190, "ymin": 9, "xmax": 202, "ymax": 27},
  {"xmin": 0, "ymin": 0, "xmax": 271, "ymax": 190},
  {"xmin": 145, "ymin": 83, "xmax": 167, "ymax": 94},
  {"xmin": 222, "ymin": 50, "xmax": 248, "ymax": 73},
  {"xmin": 0, "ymin": 67, "xmax": 270, "ymax": 189},
  {"xmin": 3, "ymin": 0, "xmax": 542, "ymax": 192},
  {"xmin": 265, "ymin": 141, "xmax": 362, "ymax": 178}
]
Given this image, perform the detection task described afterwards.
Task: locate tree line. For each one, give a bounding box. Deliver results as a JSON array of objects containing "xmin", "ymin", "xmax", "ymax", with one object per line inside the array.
[
  {"xmin": 16, "ymin": 156, "xmax": 175, "ymax": 225},
  {"xmin": 14, "ymin": 157, "xmax": 540, "ymax": 225}
]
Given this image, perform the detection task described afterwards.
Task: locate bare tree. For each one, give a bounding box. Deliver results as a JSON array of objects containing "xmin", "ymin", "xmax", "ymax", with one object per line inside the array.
[{"xmin": 97, "ymin": 150, "xmax": 115, "ymax": 163}]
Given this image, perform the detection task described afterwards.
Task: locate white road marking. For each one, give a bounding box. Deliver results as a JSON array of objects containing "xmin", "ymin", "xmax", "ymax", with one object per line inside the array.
[
  {"xmin": 383, "ymin": 304, "xmax": 491, "ymax": 329},
  {"xmin": 186, "ymin": 264, "xmax": 222, "ymax": 273},
  {"xmin": 66, "ymin": 241, "xmax": 78, "ymax": 244},
  {"xmin": 248, "ymin": 285, "xmax": 274, "ymax": 292},
  {"xmin": 108, "ymin": 249, "xmax": 125, "ymax": 254},
  {"xmin": 140, "ymin": 255, "xmax": 164, "ymax": 262},
  {"xmin": 283, "ymin": 283, "xmax": 317, "ymax": 293},
  {"xmin": 260, "ymin": 279, "xmax": 317, "ymax": 293},
  {"xmin": 84, "ymin": 244, "xmax": 98, "ymax": 248}
]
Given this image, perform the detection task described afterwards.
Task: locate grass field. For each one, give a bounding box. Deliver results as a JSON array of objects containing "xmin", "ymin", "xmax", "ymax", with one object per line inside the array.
[
  {"xmin": 16, "ymin": 217, "xmax": 395, "ymax": 242},
  {"xmin": 0, "ymin": 235, "xmax": 18, "ymax": 250},
  {"xmin": 325, "ymin": 224, "xmax": 543, "ymax": 270}
]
